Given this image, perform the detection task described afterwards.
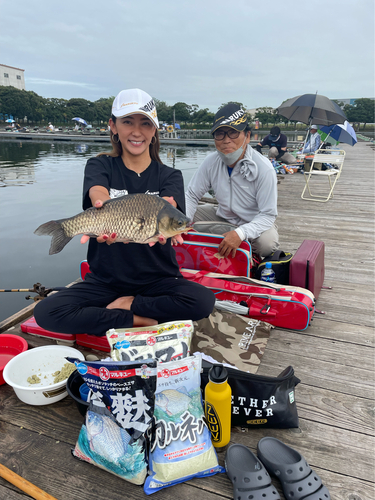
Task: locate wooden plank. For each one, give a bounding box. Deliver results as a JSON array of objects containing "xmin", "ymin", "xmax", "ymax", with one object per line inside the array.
[
  {"xmin": 0, "ymin": 484, "xmax": 27, "ymax": 500},
  {"xmin": 288, "ymin": 318, "xmax": 375, "ymax": 347},
  {"xmin": 0, "ymin": 422, "xmax": 228, "ymax": 500},
  {"xmin": 294, "ymin": 384, "xmax": 374, "ymax": 435},
  {"xmin": 264, "ymin": 329, "xmax": 374, "ymax": 372},
  {"xmin": 256, "ymin": 349, "xmax": 373, "ymax": 398}
]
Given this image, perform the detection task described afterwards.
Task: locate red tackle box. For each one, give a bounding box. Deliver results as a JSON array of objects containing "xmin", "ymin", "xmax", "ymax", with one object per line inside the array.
[
  {"xmin": 20, "ymin": 316, "xmax": 76, "ymax": 344},
  {"xmin": 75, "ymin": 334, "xmax": 111, "ymax": 352}
]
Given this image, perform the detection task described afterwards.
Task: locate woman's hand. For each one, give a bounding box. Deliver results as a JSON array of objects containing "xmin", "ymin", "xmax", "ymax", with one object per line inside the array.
[
  {"xmin": 171, "ymin": 235, "xmax": 184, "ymax": 246},
  {"xmin": 162, "ymin": 195, "xmax": 177, "ymax": 207}
]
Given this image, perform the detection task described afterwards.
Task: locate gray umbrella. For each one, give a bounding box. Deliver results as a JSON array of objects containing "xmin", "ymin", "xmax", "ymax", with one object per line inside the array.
[{"xmin": 277, "ymin": 93, "xmax": 347, "ymax": 126}]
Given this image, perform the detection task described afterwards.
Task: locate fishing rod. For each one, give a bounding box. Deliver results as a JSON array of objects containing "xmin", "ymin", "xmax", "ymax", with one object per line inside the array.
[{"xmin": 0, "ymin": 283, "xmax": 66, "ymax": 301}]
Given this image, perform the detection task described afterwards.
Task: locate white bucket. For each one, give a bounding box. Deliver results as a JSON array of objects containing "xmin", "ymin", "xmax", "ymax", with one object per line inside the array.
[{"xmin": 3, "ymin": 345, "xmax": 85, "ymax": 405}]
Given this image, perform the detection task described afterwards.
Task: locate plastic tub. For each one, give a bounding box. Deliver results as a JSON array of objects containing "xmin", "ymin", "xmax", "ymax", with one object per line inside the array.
[
  {"xmin": 0, "ymin": 335, "xmax": 28, "ymax": 385},
  {"xmin": 3, "ymin": 345, "xmax": 85, "ymax": 405}
]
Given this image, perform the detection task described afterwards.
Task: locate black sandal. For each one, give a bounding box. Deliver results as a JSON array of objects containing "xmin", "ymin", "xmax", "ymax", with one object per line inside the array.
[
  {"xmin": 257, "ymin": 437, "xmax": 330, "ymax": 500},
  {"xmin": 225, "ymin": 444, "xmax": 280, "ymax": 500}
]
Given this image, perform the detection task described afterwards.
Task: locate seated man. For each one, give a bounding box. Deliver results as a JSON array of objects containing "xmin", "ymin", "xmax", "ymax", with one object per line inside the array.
[
  {"xmin": 302, "ymin": 125, "xmax": 321, "ymax": 154},
  {"xmin": 185, "ymin": 103, "xmax": 279, "ymax": 259},
  {"xmin": 256, "ymin": 126, "xmax": 297, "ymax": 165}
]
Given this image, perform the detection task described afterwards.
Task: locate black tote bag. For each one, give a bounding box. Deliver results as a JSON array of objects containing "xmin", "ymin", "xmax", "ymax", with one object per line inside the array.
[{"xmin": 201, "ymin": 361, "xmax": 300, "ymax": 429}]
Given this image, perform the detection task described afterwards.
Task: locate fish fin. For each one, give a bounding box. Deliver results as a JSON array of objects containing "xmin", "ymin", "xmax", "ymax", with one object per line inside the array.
[
  {"xmin": 34, "ymin": 220, "xmax": 72, "ymax": 255},
  {"xmin": 166, "ymin": 409, "xmax": 172, "ymax": 416},
  {"xmin": 121, "ymin": 428, "xmax": 131, "ymax": 451},
  {"xmin": 177, "ymin": 386, "xmax": 190, "ymax": 397}
]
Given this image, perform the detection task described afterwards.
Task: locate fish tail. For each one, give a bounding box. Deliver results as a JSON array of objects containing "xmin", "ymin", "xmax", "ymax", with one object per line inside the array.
[{"xmin": 34, "ymin": 220, "xmax": 72, "ymax": 255}]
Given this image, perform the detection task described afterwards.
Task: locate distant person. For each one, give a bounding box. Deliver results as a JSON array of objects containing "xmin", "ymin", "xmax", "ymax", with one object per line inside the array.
[
  {"xmin": 256, "ymin": 126, "xmax": 297, "ymax": 164},
  {"xmin": 302, "ymin": 125, "xmax": 321, "ymax": 154},
  {"xmin": 185, "ymin": 103, "xmax": 279, "ymax": 258},
  {"xmin": 34, "ymin": 88, "xmax": 214, "ymax": 336},
  {"xmin": 48, "ymin": 122, "xmax": 54, "ymax": 131},
  {"xmin": 15, "ymin": 122, "xmax": 21, "ymax": 131}
]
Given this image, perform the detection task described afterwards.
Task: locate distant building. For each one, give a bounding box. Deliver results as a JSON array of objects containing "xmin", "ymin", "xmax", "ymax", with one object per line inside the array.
[
  {"xmin": 335, "ymin": 98, "xmax": 374, "ymax": 107},
  {"xmin": 0, "ymin": 64, "xmax": 25, "ymax": 90}
]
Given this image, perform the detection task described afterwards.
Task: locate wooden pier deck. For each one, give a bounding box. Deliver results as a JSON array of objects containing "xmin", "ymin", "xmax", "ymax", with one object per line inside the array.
[{"xmin": 0, "ymin": 142, "xmax": 374, "ymax": 500}]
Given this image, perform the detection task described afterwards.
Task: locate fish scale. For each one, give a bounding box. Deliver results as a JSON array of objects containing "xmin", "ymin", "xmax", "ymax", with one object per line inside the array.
[{"xmin": 35, "ymin": 193, "xmax": 191, "ymax": 255}]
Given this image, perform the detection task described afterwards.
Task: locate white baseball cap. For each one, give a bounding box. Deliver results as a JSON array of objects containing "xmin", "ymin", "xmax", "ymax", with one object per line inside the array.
[
  {"xmin": 310, "ymin": 124, "xmax": 318, "ymax": 130},
  {"xmin": 112, "ymin": 88, "xmax": 159, "ymax": 128}
]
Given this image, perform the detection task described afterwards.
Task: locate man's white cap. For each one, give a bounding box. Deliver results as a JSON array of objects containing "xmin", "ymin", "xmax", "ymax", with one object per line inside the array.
[
  {"xmin": 112, "ymin": 88, "xmax": 159, "ymax": 128},
  {"xmin": 310, "ymin": 124, "xmax": 318, "ymax": 130}
]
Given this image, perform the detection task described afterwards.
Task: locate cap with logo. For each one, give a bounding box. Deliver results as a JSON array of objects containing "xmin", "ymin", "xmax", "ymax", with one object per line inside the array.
[
  {"xmin": 211, "ymin": 103, "xmax": 248, "ymax": 135},
  {"xmin": 112, "ymin": 88, "xmax": 159, "ymax": 128}
]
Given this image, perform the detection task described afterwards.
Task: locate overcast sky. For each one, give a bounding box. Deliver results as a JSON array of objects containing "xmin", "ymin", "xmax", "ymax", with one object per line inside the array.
[{"xmin": 1, "ymin": 0, "xmax": 374, "ymax": 112}]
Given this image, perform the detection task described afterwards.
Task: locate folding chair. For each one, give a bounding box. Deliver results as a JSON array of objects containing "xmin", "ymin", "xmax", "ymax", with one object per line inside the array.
[{"xmin": 301, "ymin": 149, "xmax": 346, "ymax": 202}]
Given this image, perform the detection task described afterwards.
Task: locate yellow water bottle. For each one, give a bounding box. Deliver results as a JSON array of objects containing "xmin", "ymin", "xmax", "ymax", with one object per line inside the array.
[{"xmin": 204, "ymin": 364, "xmax": 232, "ymax": 450}]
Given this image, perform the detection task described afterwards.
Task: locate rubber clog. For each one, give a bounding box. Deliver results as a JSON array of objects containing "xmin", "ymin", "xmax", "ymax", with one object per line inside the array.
[
  {"xmin": 225, "ymin": 444, "xmax": 280, "ymax": 500},
  {"xmin": 257, "ymin": 437, "xmax": 330, "ymax": 500}
]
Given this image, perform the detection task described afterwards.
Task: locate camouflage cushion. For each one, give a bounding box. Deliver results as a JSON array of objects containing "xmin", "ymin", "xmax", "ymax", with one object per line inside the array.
[{"xmin": 192, "ymin": 308, "xmax": 271, "ymax": 373}]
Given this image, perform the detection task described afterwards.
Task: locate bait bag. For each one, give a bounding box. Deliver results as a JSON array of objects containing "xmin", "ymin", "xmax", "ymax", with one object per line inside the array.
[
  {"xmin": 106, "ymin": 320, "xmax": 193, "ymax": 363},
  {"xmin": 67, "ymin": 357, "xmax": 157, "ymax": 485},
  {"xmin": 144, "ymin": 355, "xmax": 224, "ymax": 495}
]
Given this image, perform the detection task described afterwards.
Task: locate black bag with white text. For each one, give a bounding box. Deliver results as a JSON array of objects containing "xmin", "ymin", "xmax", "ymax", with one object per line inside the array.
[{"xmin": 201, "ymin": 362, "xmax": 300, "ymax": 428}]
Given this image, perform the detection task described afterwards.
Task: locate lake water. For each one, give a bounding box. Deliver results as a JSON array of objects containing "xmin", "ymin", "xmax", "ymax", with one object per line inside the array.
[{"xmin": 0, "ymin": 140, "xmax": 214, "ymax": 322}]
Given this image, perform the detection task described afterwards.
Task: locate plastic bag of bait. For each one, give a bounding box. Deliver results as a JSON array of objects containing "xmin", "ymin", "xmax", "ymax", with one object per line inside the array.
[
  {"xmin": 67, "ymin": 357, "xmax": 157, "ymax": 485},
  {"xmin": 106, "ymin": 320, "xmax": 193, "ymax": 363},
  {"xmin": 144, "ymin": 354, "xmax": 224, "ymax": 495}
]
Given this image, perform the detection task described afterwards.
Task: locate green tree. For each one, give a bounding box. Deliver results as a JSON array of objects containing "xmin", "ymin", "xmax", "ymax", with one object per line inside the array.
[
  {"xmin": 220, "ymin": 101, "xmax": 245, "ymax": 110},
  {"xmin": 66, "ymin": 98, "xmax": 95, "ymax": 123},
  {"xmin": 93, "ymin": 97, "xmax": 113, "ymax": 124},
  {"xmin": 45, "ymin": 97, "xmax": 68, "ymax": 123},
  {"xmin": 172, "ymin": 102, "xmax": 191, "ymax": 122},
  {"xmin": 154, "ymin": 99, "xmax": 172, "ymax": 123},
  {"xmin": 254, "ymin": 107, "xmax": 280, "ymax": 128},
  {"xmin": 191, "ymin": 107, "xmax": 214, "ymax": 125},
  {"xmin": 344, "ymin": 98, "xmax": 375, "ymax": 129}
]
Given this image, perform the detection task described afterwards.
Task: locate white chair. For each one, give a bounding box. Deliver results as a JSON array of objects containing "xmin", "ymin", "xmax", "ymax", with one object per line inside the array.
[{"xmin": 301, "ymin": 149, "xmax": 346, "ymax": 202}]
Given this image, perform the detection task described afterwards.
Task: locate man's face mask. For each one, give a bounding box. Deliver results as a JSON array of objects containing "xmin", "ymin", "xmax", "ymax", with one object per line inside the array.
[{"xmin": 215, "ymin": 133, "xmax": 248, "ymax": 166}]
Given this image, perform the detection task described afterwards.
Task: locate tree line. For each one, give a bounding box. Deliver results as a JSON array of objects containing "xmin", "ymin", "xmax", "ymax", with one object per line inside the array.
[{"xmin": 0, "ymin": 86, "xmax": 373, "ymax": 129}]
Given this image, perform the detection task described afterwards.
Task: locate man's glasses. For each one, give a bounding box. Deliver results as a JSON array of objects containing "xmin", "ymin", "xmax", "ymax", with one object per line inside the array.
[{"xmin": 213, "ymin": 129, "xmax": 241, "ymax": 141}]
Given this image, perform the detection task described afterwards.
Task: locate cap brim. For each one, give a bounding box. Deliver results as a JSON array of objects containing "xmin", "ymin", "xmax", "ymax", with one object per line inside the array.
[
  {"xmin": 269, "ymin": 135, "xmax": 279, "ymax": 141},
  {"xmin": 211, "ymin": 123, "xmax": 247, "ymax": 135},
  {"xmin": 112, "ymin": 109, "xmax": 159, "ymax": 128}
]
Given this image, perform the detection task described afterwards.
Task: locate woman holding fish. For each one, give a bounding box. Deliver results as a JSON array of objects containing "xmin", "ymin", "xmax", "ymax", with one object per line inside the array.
[{"xmin": 34, "ymin": 89, "xmax": 215, "ymax": 336}]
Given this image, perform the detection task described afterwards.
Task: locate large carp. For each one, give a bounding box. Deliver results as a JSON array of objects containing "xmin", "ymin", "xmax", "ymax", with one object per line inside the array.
[{"xmin": 35, "ymin": 193, "xmax": 191, "ymax": 255}]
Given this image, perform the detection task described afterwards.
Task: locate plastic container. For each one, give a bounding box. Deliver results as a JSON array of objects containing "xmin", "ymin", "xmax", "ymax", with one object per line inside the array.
[
  {"xmin": 3, "ymin": 345, "xmax": 85, "ymax": 405},
  {"xmin": 260, "ymin": 261, "xmax": 276, "ymax": 283},
  {"xmin": 0, "ymin": 335, "xmax": 28, "ymax": 385},
  {"xmin": 66, "ymin": 369, "xmax": 89, "ymax": 417},
  {"xmin": 79, "ymin": 383, "xmax": 90, "ymax": 402},
  {"xmin": 204, "ymin": 364, "xmax": 231, "ymax": 450}
]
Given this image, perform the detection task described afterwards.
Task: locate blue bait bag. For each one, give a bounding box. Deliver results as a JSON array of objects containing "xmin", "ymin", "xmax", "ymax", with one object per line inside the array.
[
  {"xmin": 67, "ymin": 358, "xmax": 157, "ymax": 485},
  {"xmin": 144, "ymin": 354, "xmax": 224, "ymax": 495}
]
